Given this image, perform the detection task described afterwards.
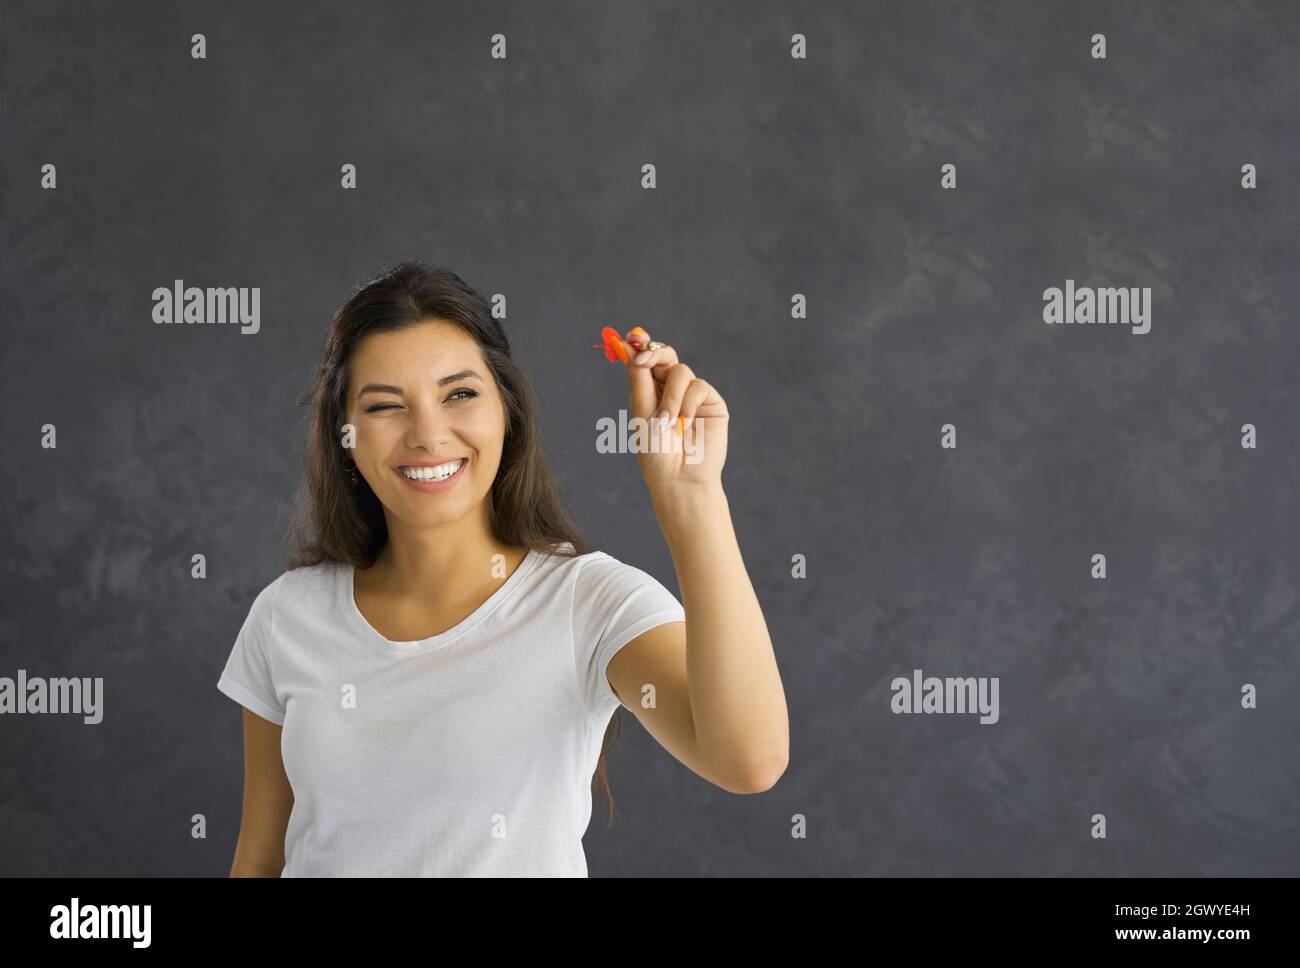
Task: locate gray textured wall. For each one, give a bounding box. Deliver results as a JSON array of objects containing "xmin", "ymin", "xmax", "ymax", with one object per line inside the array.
[{"xmin": 1, "ymin": 0, "xmax": 1297, "ymax": 876}]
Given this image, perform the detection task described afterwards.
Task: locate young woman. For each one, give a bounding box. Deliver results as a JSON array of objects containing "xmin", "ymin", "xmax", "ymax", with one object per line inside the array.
[{"xmin": 217, "ymin": 262, "xmax": 788, "ymax": 876}]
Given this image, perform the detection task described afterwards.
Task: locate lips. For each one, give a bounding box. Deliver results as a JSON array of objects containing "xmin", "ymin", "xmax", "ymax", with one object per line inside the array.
[
  {"xmin": 391, "ymin": 456, "xmax": 470, "ymax": 493},
  {"xmin": 396, "ymin": 458, "xmax": 467, "ymax": 482}
]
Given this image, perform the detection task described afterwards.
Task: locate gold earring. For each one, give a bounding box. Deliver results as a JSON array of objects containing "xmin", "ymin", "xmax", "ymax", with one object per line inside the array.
[{"xmin": 345, "ymin": 458, "xmax": 358, "ymax": 485}]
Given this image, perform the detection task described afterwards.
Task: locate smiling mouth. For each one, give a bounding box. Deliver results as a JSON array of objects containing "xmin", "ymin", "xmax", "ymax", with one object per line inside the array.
[
  {"xmin": 396, "ymin": 458, "xmax": 468, "ymax": 483},
  {"xmin": 392, "ymin": 454, "xmax": 470, "ymax": 480}
]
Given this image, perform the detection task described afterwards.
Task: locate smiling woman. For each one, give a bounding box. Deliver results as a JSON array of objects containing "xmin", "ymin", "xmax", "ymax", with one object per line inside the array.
[{"xmin": 213, "ymin": 261, "xmax": 790, "ymax": 879}]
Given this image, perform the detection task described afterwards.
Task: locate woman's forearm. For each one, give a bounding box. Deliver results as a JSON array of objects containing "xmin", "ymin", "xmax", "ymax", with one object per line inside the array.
[{"xmin": 650, "ymin": 482, "xmax": 789, "ymax": 790}]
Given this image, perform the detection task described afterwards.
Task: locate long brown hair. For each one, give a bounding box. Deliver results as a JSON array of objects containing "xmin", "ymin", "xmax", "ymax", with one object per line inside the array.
[{"xmin": 282, "ymin": 259, "xmax": 624, "ymax": 826}]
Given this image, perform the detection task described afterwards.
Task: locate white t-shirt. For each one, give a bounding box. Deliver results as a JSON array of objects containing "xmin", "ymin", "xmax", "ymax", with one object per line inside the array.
[{"xmin": 216, "ymin": 542, "xmax": 685, "ymax": 877}]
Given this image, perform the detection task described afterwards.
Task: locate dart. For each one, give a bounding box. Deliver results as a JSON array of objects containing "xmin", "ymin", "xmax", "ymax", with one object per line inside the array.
[{"xmin": 592, "ymin": 325, "xmax": 631, "ymax": 363}]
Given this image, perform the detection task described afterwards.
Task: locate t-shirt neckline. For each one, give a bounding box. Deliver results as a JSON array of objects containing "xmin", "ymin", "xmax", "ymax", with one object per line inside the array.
[{"xmin": 341, "ymin": 548, "xmax": 540, "ymax": 655}]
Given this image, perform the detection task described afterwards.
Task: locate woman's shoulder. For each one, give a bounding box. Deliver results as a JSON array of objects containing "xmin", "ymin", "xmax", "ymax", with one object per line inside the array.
[
  {"xmin": 530, "ymin": 541, "xmax": 617, "ymax": 574},
  {"xmin": 246, "ymin": 560, "xmax": 345, "ymax": 618},
  {"xmin": 279, "ymin": 559, "xmax": 346, "ymax": 596},
  {"xmin": 552, "ymin": 544, "xmax": 684, "ymax": 629},
  {"xmin": 533, "ymin": 542, "xmax": 674, "ymax": 595}
]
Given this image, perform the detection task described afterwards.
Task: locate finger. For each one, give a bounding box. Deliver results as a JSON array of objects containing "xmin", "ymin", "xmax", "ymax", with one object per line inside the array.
[
  {"xmin": 626, "ymin": 341, "xmax": 679, "ymax": 420},
  {"xmin": 632, "ymin": 341, "xmax": 679, "ymax": 372},
  {"xmin": 623, "ymin": 338, "xmax": 661, "ymax": 420},
  {"xmin": 625, "ymin": 326, "xmax": 651, "ymax": 350},
  {"xmin": 675, "ymin": 379, "xmax": 714, "ymax": 428},
  {"xmin": 652, "ymin": 364, "xmax": 696, "ymax": 426}
]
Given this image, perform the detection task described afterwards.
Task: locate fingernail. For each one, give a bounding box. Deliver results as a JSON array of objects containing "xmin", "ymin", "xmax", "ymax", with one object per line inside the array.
[
  {"xmin": 634, "ymin": 351, "xmax": 652, "ymax": 365},
  {"xmin": 656, "ymin": 410, "xmax": 670, "ymax": 427}
]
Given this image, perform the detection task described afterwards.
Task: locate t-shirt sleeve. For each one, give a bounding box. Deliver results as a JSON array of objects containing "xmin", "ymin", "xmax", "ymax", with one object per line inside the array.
[
  {"xmin": 216, "ymin": 578, "xmax": 287, "ymax": 725},
  {"xmin": 571, "ymin": 552, "xmax": 686, "ymax": 715}
]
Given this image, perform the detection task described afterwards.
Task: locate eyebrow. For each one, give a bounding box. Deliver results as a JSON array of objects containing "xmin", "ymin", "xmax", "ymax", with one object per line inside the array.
[{"xmin": 356, "ymin": 370, "xmax": 484, "ymax": 398}]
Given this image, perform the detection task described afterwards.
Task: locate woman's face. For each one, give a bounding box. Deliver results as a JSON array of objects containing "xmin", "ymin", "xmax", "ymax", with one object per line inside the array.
[{"xmin": 343, "ymin": 319, "xmax": 506, "ymax": 529}]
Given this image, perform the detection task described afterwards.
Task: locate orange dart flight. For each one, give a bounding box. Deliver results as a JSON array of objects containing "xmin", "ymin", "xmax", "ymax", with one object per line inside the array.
[{"xmin": 592, "ymin": 326, "xmax": 630, "ymax": 363}]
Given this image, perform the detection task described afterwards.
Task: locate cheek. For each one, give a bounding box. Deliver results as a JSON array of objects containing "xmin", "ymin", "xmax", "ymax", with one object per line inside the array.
[
  {"xmin": 457, "ymin": 403, "xmax": 507, "ymax": 447},
  {"xmin": 465, "ymin": 407, "xmax": 503, "ymax": 440},
  {"xmin": 351, "ymin": 417, "xmax": 400, "ymax": 465}
]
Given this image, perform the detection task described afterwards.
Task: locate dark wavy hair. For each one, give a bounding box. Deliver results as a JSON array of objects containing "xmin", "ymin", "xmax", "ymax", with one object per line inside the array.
[{"xmin": 282, "ymin": 260, "xmax": 627, "ymax": 826}]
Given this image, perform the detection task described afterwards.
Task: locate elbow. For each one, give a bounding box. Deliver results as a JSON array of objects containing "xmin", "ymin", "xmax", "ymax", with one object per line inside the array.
[
  {"xmin": 230, "ymin": 864, "xmax": 283, "ymax": 877},
  {"xmin": 733, "ymin": 752, "xmax": 788, "ymax": 795}
]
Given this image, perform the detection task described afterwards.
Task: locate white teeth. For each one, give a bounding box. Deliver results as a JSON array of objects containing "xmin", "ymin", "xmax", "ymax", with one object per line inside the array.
[{"xmin": 400, "ymin": 459, "xmax": 464, "ymax": 482}]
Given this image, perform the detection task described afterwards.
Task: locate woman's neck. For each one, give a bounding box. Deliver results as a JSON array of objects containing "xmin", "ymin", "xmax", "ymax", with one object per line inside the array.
[{"xmin": 366, "ymin": 514, "xmax": 524, "ymax": 602}]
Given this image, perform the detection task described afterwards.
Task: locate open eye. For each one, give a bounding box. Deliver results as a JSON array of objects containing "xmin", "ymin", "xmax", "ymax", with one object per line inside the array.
[{"xmin": 448, "ymin": 388, "xmax": 478, "ymax": 402}]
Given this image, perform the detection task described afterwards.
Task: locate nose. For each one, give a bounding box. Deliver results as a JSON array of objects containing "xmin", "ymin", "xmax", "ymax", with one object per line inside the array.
[{"xmin": 403, "ymin": 395, "xmax": 453, "ymax": 452}]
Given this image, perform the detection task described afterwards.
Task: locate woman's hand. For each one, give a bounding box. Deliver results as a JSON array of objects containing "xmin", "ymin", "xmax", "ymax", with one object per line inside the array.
[{"xmin": 614, "ymin": 327, "xmax": 729, "ymax": 494}]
